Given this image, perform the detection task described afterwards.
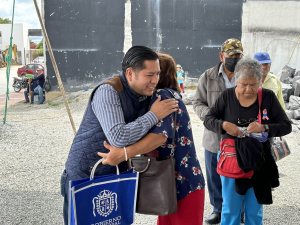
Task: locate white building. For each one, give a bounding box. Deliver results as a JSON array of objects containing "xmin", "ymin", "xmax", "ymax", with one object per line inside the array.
[{"xmin": 0, "ymin": 23, "xmax": 30, "ymax": 65}]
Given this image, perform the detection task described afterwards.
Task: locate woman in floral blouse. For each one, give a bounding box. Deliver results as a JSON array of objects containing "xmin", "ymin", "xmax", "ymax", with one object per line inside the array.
[{"xmin": 99, "ymin": 53, "xmax": 205, "ymax": 225}]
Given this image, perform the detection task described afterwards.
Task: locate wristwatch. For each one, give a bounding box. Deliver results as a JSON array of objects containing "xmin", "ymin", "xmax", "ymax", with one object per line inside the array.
[{"xmin": 264, "ymin": 124, "xmax": 269, "ymax": 132}]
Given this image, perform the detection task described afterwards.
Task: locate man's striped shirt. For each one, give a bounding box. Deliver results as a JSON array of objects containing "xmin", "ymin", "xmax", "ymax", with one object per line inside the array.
[{"xmin": 91, "ymin": 84, "xmax": 158, "ymax": 148}]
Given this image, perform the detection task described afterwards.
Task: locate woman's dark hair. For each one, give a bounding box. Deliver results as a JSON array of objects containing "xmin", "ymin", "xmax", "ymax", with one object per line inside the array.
[
  {"xmin": 122, "ymin": 46, "xmax": 158, "ymax": 73},
  {"xmin": 156, "ymin": 52, "xmax": 182, "ymax": 93}
]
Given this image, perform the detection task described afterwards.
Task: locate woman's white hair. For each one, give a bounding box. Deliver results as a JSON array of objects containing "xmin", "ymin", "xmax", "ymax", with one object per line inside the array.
[{"xmin": 234, "ymin": 56, "xmax": 263, "ymax": 83}]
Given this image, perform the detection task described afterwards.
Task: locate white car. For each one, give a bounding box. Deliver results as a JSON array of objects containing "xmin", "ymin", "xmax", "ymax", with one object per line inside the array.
[{"xmin": 33, "ymin": 56, "xmax": 44, "ymax": 63}]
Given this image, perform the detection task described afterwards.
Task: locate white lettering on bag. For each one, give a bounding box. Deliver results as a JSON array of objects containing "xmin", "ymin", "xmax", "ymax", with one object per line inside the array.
[{"xmin": 91, "ymin": 216, "xmax": 122, "ymax": 225}]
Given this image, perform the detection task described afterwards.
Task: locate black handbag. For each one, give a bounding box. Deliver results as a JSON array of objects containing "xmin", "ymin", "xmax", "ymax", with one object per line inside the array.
[
  {"xmin": 127, "ymin": 89, "xmax": 178, "ymax": 216},
  {"xmin": 271, "ymin": 137, "xmax": 291, "ymax": 161},
  {"xmin": 43, "ymin": 76, "xmax": 51, "ymax": 92}
]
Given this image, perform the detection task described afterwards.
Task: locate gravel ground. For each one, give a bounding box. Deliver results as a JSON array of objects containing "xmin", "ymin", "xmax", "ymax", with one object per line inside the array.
[{"xmin": 0, "ymin": 89, "xmax": 300, "ymax": 225}]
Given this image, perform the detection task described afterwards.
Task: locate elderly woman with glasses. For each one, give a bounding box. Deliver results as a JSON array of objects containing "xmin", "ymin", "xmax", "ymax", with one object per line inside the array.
[{"xmin": 204, "ymin": 57, "xmax": 291, "ymax": 225}]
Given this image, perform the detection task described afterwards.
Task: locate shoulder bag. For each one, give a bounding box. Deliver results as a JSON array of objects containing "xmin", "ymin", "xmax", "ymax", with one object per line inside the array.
[
  {"xmin": 271, "ymin": 137, "xmax": 291, "ymax": 161},
  {"xmin": 127, "ymin": 89, "xmax": 178, "ymax": 216}
]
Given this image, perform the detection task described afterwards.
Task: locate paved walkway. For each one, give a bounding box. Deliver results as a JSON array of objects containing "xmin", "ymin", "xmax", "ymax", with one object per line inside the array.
[
  {"xmin": 0, "ymin": 90, "xmax": 25, "ymax": 110},
  {"xmin": 0, "ymin": 65, "xmax": 26, "ymax": 110},
  {"xmin": 0, "ymin": 65, "xmax": 21, "ymax": 95}
]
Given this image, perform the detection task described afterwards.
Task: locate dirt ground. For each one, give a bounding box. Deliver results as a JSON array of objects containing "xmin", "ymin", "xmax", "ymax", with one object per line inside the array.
[{"xmin": 0, "ymin": 90, "xmax": 299, "ymax": 225}]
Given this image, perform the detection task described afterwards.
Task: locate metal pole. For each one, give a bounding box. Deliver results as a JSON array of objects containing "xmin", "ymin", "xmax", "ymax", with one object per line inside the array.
[{"xmin": 33, "ymin": 0, "xmax": 77, "ymax": 135}]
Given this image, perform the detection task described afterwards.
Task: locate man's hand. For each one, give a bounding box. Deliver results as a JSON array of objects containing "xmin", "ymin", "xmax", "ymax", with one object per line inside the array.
[
  {"xmin": 222, "ymin": 121, "xmax": 243, "ymax": 137},
  {"xmin": 247, "ymin": 122, "xmax": 264, "ymax": 134},
  {"xmin": 150, "ymin": 96, "xmax": 178, "ymax": 120},
  {"xmin": 97, "ymin": 141, "xmax": 125, "ymax": 166}
]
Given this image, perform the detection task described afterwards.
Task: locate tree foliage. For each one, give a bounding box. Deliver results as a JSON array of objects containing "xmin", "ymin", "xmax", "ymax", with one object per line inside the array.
[
  {"xmin": 0, "ymin": 18, "xmax": 12, "ymax": 24},
  {"xmin": 36, "ymin": 39, "xmax": 43, "ymax": 49},
  {"xmin": 35, "ymin": 39, "xmax": 43, "ymax": 56},
  {"xmin": 38, "ymin": 48, "xmax": 43, "ymax": 56}
]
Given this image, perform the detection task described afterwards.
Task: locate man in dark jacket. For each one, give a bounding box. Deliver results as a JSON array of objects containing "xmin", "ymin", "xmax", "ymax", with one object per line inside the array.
[
  {"xmin": 24, "ymin": 77, "xmax": 38, "ymax": 103},
  {"xmin": 192, "ymin": 39, "xmax": 244, "ymax": 224},
  {"xmin": 29, "ymin": 68, "xmax": 45, "ymax": 104},
  {"xmin": 61, "ymin": 46, "xmax": 178, "ymax": 225}
]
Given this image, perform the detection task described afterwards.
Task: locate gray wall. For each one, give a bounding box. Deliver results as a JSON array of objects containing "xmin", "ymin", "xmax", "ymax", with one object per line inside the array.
[
  {"xmin": 44, "ymin": 0, "xmax": 243, "ymax": 92},
  {"xmin": 242, "ymin": 0, "xmax": 300, "ymax": 75}
]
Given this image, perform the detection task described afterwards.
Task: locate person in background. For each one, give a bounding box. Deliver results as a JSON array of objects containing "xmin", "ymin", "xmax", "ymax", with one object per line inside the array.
[
  {"xmin": 192, "ymin": 38, "xmax": 244, "ymax": 224},
  {"xmin": 28, "ymin": 68, "xmax": 45, "ymax": 104},
  {"xmin": 253, "ymin": 52, "xmax": 285, "ymax": 110},
  {"xmin": 99, "ymin": 52, "xmax": 205, "ymax": 225},
  {"xmin": 176, "ymin": 64, "xmax": 185, "ymax": 93},
  {"xmin": 24, "ymin": 78, "xmax": 37, "ymax": 104}
]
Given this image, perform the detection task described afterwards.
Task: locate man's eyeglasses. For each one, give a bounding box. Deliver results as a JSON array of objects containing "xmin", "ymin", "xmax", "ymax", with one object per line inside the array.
[{"xmin": 238, "ymin": 118, "xmax": 257, "ymax": 125}]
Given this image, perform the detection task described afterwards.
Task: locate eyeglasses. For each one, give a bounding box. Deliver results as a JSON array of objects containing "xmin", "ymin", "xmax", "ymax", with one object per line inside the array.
[{"xmin": 238, "ymin": 118, "xmax": 257, "ymax": 125}]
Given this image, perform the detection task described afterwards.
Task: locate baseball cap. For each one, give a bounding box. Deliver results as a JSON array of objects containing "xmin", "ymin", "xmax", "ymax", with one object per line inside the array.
[
  {"xmin": 37, "ymin": 68, "xmax": 43, "ymax": 71},
  {"xmin": 176, "ymin": 64, "xmax": 182, "ymax": 68},
  {"xmin": 253, "ymin": 52, "xmax": 272, "ymax": 64},
  {"xmin": 221, "ymin": 38, "xmax": 243, "ymax": 56}
]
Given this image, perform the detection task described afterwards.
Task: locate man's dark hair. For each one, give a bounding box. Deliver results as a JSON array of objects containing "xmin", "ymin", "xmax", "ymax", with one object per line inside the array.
[{"xmin": 122, "ymin": 46, "xmax": 158, "ymax": 74}]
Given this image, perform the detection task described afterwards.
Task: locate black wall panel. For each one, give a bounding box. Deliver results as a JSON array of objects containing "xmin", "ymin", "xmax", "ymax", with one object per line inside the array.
[
  {"xmin": 45, "ymin": 0, "xmax": 242, "ymax": 91},
  {"xmin": 45, "ymin": 0, "xmax": 125, "ymax": 91},
  {"xmin": 131, "ymin": 0, "xmax": 242, "ymax": 79}
]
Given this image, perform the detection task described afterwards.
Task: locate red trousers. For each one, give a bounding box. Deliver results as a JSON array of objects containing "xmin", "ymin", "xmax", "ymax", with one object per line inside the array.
[
  {"xmin": 157, "ymin": 188, "xmax": 205, "ymax": 225},
  {"xmin": 179, "ymin": 83, "xmax": 184, "ymax": 93}
]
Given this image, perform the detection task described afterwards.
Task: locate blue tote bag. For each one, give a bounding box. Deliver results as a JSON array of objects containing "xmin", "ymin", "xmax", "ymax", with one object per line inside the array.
[{"xmin": 69, "ymin": 158, "xmax": 139, "ymax": 225}]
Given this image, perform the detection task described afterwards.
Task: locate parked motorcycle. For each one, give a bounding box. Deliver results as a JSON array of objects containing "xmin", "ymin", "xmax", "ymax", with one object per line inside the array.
[{"xmin": 12, "ymin": 77, "xmax": 28, "ymax": 92}]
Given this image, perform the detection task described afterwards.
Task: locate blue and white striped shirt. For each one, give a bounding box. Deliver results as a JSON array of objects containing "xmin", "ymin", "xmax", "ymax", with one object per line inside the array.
[{"xmin": 91, "ymin": 84, "xmax": 158, "ymax": 148}]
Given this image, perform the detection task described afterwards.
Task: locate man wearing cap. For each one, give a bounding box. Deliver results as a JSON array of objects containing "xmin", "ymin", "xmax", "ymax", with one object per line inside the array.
[
  {"xmin": 193, "ymin": 38, "xmax": 244, "ymax": 224},
  {"xmin": 254, "ymin": 52, "xmax": 285, "ymax": 110},
  {"xmin": 176, "ymin": 64, "xmax": 185, "ymax": 93},
  {"xmin": 28, "ymin": 68, "xmax": 45, "ymax": 104}
]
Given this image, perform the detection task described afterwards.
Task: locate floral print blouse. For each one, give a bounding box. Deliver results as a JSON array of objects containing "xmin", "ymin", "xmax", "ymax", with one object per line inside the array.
[{"xmin": 149, "ymin": 89, "xmax": 205, "ymax": 200}]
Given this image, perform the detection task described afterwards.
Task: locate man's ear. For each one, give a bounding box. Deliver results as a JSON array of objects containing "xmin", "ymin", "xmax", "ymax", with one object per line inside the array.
[
  {"xmin": 126, "ymin": 68, "xmax": 134, "ymax": 82},
  {"xmin": 219, "ymin": 52, "xmax": 224, "ymax": 62}
]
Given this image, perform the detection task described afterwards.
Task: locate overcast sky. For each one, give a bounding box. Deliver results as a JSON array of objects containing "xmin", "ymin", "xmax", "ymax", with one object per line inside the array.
[{"xmin": 0, "ymin": 0, "xmax": 41, "ymax": 29}]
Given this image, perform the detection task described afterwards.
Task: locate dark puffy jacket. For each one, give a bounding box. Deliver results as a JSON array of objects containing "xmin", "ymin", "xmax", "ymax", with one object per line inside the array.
[
  {"xmin": 32, "ymin": 73, "xmax": 45, "ymax": 88},
  {"xmin": 65, "ymin": 72, "xmax": 150, "ymax": 181}
]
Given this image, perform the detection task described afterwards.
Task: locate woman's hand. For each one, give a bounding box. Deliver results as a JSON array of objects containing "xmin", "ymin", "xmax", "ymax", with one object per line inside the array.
[
  {"xmin": 247, "ymin": 122, "xmax": 264, "ymax": 133},
  {"xmin": 222, "ymin": 121, "xmax": 243, "ymax": 137},
  {"xmin": 97, "ymin": 141, "xmax": 125, "ymax": 166}
]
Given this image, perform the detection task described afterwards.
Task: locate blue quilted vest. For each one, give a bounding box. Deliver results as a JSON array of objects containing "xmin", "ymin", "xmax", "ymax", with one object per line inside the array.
[{"xmin": 65, "ymin": 72, "xmax": 150, "ymax": 181}]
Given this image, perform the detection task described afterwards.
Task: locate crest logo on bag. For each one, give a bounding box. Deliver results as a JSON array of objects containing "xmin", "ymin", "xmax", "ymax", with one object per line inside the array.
[{"xmin": 92, "ymin": 190, "xmax": 118, "ymax": 217}]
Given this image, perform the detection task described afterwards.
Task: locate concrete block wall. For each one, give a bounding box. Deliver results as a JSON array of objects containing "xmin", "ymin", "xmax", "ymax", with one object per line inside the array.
[{"xmin": 242, "ymin": 0, "xmax": 300, "ymax": 75}]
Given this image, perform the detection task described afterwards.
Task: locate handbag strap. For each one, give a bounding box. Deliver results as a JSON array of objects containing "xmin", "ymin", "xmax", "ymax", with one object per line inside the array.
[
  {"xmin": 165, "ymin": 89, "xmax": 178, "ymax": 158},
  {"xmin": 258, "ymin": 87, "xmax": 262, "ymax": 124}
]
